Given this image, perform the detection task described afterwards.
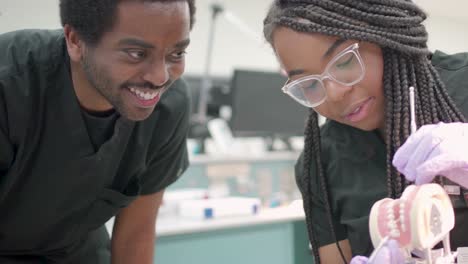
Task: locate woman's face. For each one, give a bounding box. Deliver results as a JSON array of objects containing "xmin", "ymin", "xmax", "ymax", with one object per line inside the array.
[{"xmin": 272, "ymin": 26, "xmax": 386, "ymax": 132}]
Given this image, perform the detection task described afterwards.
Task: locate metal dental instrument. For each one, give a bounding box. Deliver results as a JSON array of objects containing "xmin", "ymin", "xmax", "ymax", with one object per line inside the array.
[
  {"xmin": 409, "ymin": 86, "xmax": 417, "ymax": 134},
  {"xmin": 367, "ymin": 236, "xmax": 390, "ymax": 263}
]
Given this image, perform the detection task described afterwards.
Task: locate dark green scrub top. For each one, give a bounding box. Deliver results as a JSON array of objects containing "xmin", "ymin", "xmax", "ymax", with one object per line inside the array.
[
  {"xmin": 296, "ymin": 50, "xmax": 468, "ymax": 256},
  {"xmin": 0, "ymin": 29, "xmax": 190, "ymax": 263}
]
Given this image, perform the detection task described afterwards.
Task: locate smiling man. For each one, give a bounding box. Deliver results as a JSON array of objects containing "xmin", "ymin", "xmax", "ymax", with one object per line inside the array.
[{"xmin": 0, "ymin": 0, "xmax": 195, "ymax": 263}]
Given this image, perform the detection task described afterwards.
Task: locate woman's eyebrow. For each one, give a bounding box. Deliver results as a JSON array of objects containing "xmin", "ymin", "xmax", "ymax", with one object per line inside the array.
[
  {"xmin": 288, "ymin": 69, "xmax": 306, "ymax": 77},
  {"xmin": 287, "ymin": 39, "xmax": 347, "ymax": 78},
  {"xmin": 323, "ymin": 38, "xmax": 347, "ymax": 59}
]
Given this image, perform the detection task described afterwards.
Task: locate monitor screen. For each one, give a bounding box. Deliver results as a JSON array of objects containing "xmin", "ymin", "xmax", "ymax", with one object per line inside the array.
[
  {"xmin": 183, "ymin": 75, "xmax": 231, "ymax": 118},
  {"xmin": 229, "ymin": 69, "xmax": 309, "ymax": 136}
]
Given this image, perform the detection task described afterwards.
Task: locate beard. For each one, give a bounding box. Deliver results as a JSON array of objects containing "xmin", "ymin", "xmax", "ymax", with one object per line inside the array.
[{"xmin": 80, "ymin": 48, "xmax": 130, "ymax": 117}]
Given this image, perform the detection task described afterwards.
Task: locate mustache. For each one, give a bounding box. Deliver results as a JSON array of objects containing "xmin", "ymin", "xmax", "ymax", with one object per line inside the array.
[{"xmin": 122, "ymin": 80, "xmax": 172, "ymax": 90}]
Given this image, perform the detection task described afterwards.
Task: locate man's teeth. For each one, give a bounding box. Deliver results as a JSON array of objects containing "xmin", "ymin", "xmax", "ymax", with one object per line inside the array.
[
  {"xmin": 129, "ymin": 87, "xmax": 160, "ymax": 100},
  {"xmin": 351, "ymin": 106, "xmax": 362, "ymax": 115}
]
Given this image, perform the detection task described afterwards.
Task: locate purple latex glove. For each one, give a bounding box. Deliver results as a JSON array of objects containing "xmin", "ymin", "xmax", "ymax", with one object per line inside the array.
[
  {"xmin": 350, "ymin": 240, "xmax": 404, "ymax": 264},
  {"xmin": 393, "ymin": 122, "xmax": 468, "ymax": 187}
]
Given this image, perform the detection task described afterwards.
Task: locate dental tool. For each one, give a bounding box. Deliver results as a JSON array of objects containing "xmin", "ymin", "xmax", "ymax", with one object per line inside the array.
[
  {"xmin": 367, "ymin": 236, "xmax": 390, "ymax": 263},
  {"xmin": 409, "ymin": 86, "xmax": 417, "ymax": 135}
]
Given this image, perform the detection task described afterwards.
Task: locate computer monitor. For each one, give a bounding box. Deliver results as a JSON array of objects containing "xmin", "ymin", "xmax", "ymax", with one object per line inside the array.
[
  {"xmin": 183, "ymin": 75, "xmax": 231, "ymax": 119},
  {"xmin": 229, "ymin": 69, "xmax": 309, "ymax": 137},
  {"xmin": 183, "ymin": 75, "xmax": 231, "ymax": 139}
]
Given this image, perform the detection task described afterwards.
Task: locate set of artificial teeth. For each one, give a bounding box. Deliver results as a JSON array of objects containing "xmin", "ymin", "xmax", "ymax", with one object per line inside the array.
[
  {"xmin": 369, "ymin": 184, "xmax": 456, "ymax": 264},
  {"xmin": 385, "ymin": 198, "xmax": 407, "ymax": 238}
]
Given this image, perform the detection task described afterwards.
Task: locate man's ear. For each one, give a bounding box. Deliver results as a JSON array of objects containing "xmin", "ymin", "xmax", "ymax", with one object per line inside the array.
[{"xmin": 63, "ymin": 25, "xmax": 84, "ymax": 62}]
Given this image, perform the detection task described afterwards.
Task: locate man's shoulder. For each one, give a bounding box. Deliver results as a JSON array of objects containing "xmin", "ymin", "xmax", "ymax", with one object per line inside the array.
[
  {"xmin": 164, "ymin": 78, "xmax": 190, "ymax": 104},
  {"xmin": 0, "ymin": 29, "xmax": 65, "ymax": 77},
  {"xmin": 0, "ymin": 29, "xmax": 69, "ymax": 129},
  {"xmin": 0, "ymin": 29, "xmax": 68, "ymax": 102}
]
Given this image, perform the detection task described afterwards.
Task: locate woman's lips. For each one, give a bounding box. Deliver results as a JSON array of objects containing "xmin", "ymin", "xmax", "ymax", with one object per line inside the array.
[{"xmin": 343, "ymin": 97, "xmax": 375, "ymax": 123}]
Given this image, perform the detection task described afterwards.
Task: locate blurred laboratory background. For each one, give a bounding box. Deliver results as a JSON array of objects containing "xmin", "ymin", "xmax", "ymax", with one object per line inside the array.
[{"xmin": 2, "ymin": 0, "xmax": 468, "ymax": 263}]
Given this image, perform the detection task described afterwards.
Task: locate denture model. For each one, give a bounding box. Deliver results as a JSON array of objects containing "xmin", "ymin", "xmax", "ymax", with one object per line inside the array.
[{"xmin": 369, "ymin": 183, "xmax": 456, "ymax": 264}]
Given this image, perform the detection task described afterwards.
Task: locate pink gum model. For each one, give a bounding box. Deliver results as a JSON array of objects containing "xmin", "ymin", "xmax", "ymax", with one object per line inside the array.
[{"xmin": 369, "ymin": 184, "xmax": 454, "ymax": 252}]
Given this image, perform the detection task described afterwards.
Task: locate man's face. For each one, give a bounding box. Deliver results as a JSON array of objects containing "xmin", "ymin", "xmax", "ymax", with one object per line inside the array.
[{"xmin": 80, "ymin": 1, "xmax": 191, "ymax": 121}]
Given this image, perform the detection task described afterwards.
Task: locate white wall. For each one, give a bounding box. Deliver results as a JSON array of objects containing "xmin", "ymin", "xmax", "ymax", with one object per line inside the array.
[
  {"xmin": 0, "ymin": 0, "xmax": 61, "ymax": 32},
  {"xmin": 1, "ymin": 0, "xmax": 468, "ymax": 77},
  {"xmin": 0, "ymin": 0, "xmax": 280, "ymax": 77},
  {"xmin": 425, "ymin": 16, "xmax": 468, "ymax": 54},
  {"xmin": 183, "ymin": 0, "xmax": 279, "ymax": 76}
]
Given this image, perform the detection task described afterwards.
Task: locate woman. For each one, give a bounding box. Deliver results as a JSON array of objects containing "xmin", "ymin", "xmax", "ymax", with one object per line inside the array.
[{"xmin": 262, "ymin": 0, "xmax": 468, "ymax": 263}]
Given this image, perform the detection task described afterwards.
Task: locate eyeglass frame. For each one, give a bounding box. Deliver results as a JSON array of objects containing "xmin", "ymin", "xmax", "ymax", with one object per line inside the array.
[{"xmin": 281, "ymin": 43, "xmax": 366, "ymax": 108}]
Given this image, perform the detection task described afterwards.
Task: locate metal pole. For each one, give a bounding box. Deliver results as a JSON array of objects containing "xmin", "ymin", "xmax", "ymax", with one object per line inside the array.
[{"xmin": 196, "ymin": 3, "xmax": 224, "ymax": 123}]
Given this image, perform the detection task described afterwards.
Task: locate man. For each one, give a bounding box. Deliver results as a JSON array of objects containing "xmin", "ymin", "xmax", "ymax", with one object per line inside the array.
[{"xmin": 0, "ymin": 0, "xmax": 195, "ymax": 263}]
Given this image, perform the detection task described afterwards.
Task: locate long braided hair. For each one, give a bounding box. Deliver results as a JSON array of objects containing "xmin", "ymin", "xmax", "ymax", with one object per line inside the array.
[{"xmin": 263, "ymin": 0, "xmax": 466, "ymax": 263}]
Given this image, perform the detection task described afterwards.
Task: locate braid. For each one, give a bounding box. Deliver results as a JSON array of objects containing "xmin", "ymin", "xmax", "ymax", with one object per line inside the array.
[
  {"xmin": 428, "ymin": 64, "xmax": 467, "ymax": 122},
  {"xmin": 269, "ymin": 0, "xmax": 430, "ymax": 55},
  {"xmin": 408, "ymin": 62, "xmax": 424, "ymax": 126},
  {"xmin": 311, "ymin": 112, "xmax": 348, "ymax": 262},
  {"xmin": 303, "ymin": 110, "xmax": 347, "ymax": 262},
  {"xmin": 302, "ymin": 110, "xmax": 321, "ymax": 262},
  {"xmin": 398, "ymin": 56, "xmax": 411, "ymax": 193},
  {"xmin": 400, "ymin": 57, "xmax": 411, "ymax": 143},
  {"xmin": 391, "ymin": 53, "xmax": 404, "ymax": 196},
  {"xmin": 383, "ymin": 49, "xmax": 395, "ymax": 198},
  {"xmin": 412, "ymin": 58, "xmax": 433, "ymax": 124},
  {"xmin": 263, "ymin": 0, "xmax": 466, "ymax": 261}
]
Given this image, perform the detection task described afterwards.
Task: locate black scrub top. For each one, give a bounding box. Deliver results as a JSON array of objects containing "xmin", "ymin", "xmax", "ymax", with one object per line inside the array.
[
  {"xmin": 296, "ymin": 50, "xmax": 468, "ymax": 256},
  {"xmin": 0, "ymin": 29, "xmax": 190, "ymax": 263}
]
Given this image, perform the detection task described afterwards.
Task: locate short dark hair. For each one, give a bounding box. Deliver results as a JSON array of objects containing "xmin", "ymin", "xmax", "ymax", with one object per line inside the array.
[{"xmin": 60, "ymin": 0, "xmax": 196, "ymax": 46}]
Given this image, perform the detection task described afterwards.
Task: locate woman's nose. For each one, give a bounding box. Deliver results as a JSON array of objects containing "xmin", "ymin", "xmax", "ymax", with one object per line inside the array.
[{"xmin": 324, "ymin": 80, "xmax": 353, "ymax": 103}]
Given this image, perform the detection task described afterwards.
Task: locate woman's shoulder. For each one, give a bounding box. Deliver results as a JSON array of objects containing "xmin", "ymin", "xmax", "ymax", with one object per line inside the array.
[
  {"xmin": 432, "ymin": 50, "xmax": 468, "ymax": 71},
  {"xmin": 432, "ymin": 50, "xmax": 468, "ymax": 117}
]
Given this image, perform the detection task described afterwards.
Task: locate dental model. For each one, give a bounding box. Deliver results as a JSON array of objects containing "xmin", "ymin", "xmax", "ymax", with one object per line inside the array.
[{"xmin": 369, "ymin": 183, "xmax": 455, "ymax": 263}]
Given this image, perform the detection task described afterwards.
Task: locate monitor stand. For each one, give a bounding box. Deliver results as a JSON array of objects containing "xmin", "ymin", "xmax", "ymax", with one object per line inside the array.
[{"xmin": 265, "ymin": 134, "xmax": 293, "ymax": 152}]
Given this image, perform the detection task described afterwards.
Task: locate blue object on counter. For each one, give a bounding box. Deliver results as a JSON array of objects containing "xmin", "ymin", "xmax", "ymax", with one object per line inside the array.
[
  {"xmin": 204, "ymin": 208, "xmax": 214, "ymax": 219},
  {"xmin": 252, "ymin": 204, "xmax": 258, "ymax": 214}
]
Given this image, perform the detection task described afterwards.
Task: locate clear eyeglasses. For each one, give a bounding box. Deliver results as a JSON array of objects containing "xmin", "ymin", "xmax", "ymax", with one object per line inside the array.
[{"xmin": 282, "ymin": 43, "xmax": 366, "ymax": 108}]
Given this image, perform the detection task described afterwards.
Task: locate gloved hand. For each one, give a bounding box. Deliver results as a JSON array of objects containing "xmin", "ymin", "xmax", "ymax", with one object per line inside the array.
[
  {"xmin": 392, "ymin": 122, "xmax": 468, "ymax": 187},
  {"xmin": 350, "ymin": 239, "xmax": 404, "ymax": 264}
]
